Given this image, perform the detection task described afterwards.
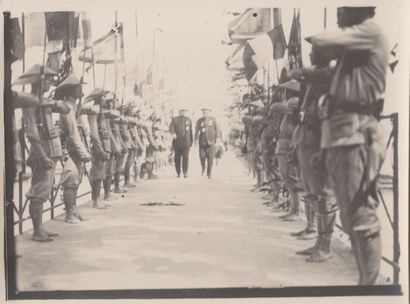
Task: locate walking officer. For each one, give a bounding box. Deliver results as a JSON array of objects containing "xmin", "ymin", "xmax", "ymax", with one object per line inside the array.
[
  {"xmin": 195, "ymin": 108, "xmax": 220, "ymax": 178},
  {"xmin": 169, "ymin": 108, "xmax": 193, "ymax": 178},
  {"xmin": 56, "ymin": 76, "xmax": 92, "ymax": 224},
  {"xmin": 14, "ymin": 64, "xmax": 70, "ymax": 241},
  {"xmin": 309, "ymin": 6, "xmax": 389, "ymax": 284}
]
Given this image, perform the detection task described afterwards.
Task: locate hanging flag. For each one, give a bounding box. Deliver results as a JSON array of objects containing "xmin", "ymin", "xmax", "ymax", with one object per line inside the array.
[
  {"xmin": 10, "ymin": 17, "xmax": 25, "ymax": 63},
  {"xmin": 288, "ymin": 10, "xmax": 303, "ymax": 69},
  {"xmin": 242, "ymin": 43, "xmax": 258, "ymax": 81},
  {"xmin": 269, "ymin": 24, "xmax": 286, "ymax": 59},
  {"xmin": 45, "ymin": 12, "xmax": 79, "ymax": 48},
  {"xmin": 81, "ymin": 12, "xmax": 92, "ymax": 47},
  {"xmin": 228, "ymin": 8, "xmax": 274, "ymax": 43},
  {"xmin": 225, "ymin": 43, "xmax": 245, "ymax": 71},
  {"xmin": 24, "ymin": 12, "xmax": 46, "ymax": 47},
  {"xmin": 79, "ymin": 24, "xmax": 122, "ymax": 64}
]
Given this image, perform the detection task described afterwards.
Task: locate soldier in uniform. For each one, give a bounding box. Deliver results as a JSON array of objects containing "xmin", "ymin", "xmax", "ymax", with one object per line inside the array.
[
  {"xmin": 85, "ymin": 88, "xmax": 116, "ymax": 209},
  {"xmin": 122, "ymin": 106, "xmax": 138, "ymax": 187},
  {"xmin": 195, "ymin": 108, "xmax": 220, "ymax": 178},
  {"xmin": 113, "ymin": 104, "xmax": 130, "ymax": 193},
  {"xmin": 169, "ymin": 108, "xmax": 193, "ymax": 178},
  {"xmin": 288, "ymin": 46, "xmax": 338, "ymax": 262},
  {"xmin": 140, "ymin": 113, "xmax": 159, "ymax": 179},
  {"xmin": 14, "ymin": 64, "xmax": 70, "ymax": 241},
  {"xmin": 103, "ymin": 97, "xmax": 123, "ymax": 200},
  {"xmin": 270, "ymin": 81, "xmax": 303, "ymax": 222},
  {"xmin": 309, "ymin": 6, "xmax": 388, "ymax": 284},
  {"xmin": 56, "ymin": 76, "xmax": 92, "ymax": 224}
]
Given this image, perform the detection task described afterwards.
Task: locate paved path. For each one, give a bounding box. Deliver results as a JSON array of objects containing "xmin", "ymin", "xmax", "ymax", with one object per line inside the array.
[{"xmin": 15, "ymin": 150, "xmax": 358, "ymax": 291}]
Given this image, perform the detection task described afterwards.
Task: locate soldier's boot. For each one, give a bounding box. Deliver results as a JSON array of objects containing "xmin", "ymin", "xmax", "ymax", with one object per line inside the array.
[
  {"xmin": 291, "ymin": 201, "xmax": 316, "ymax": 237},
  {"xmin": 72, "ymin": 187, "xmax": 88, "ymax": 221},
  {"xmin": 200, "ymin": 158, "xmax": 206, "ymax": 175},
  {"xmin": 307, "ymin": 212, "xmax": 336, "ymax": 262},
  {"xmin": 103, "ymin": 176, "xmax": 116, "ymax": 202},
  {"xmin": 351, "ymin": 231, "xmax": 381, "ymax": 285},
  {"xmin": 296, "ymin": 215, "xmax": 321, "ymax": 256},
  {"xmin": 63, "ymin": 188, "xmax": 79, "ymax": 224},
  {"xmin": 114, "ymin": 172, "xmax": 128, "ymax": 193},
  {"xmin": 92, "ymin": 180, "xmax": 107, "ymax": 209},
  {"xmin": 123, "ymin": 167, "xmax": 136, "ymax": 188},
  {"xmin": 29, "ymin": 201, "xmax": 53, "ymax": 242},
  {"xmin": 147, "ymin": 163, "xmax": 158, "ymax": 180},
  {"xmin": 281, "ymin": 191, "xmax": 301, "ymax": 222}
]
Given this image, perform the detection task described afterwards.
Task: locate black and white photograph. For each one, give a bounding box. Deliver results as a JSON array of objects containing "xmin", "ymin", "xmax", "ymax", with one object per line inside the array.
[{"xmin": 1, "ymin": 0, "xmax": 409, "ymax": 303}]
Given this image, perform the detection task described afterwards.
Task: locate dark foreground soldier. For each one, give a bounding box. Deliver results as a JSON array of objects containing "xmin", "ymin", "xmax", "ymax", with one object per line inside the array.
[
  {"xmin": 57, "ymin": 76, "xmax": 92, "ymax": 224},
  {"xmin": 15, "ymin": 64, "xmax": 70, "ymax": 241},
  {"xmin": 310, "ymin": 6, "xmax": 388, "ymax": 284},
  {"xmin": 195, "ymin": 108, "xmax": 220, "ymax": 178},
  {"xmin": 169, "ymin": 108, "xmax": 193, "ymax": 178},
  {"xmin": 289, "ymin": 47, "xmax": 338, "ymax": 262}
]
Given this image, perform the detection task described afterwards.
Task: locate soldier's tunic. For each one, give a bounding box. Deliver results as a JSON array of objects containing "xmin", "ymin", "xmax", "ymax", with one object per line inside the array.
[
  {"xmin": 23, "ymin": 99, "xmax": 69, "ymax": 203},
  {"xmin": 60, "ymin": 100, "xmax": 90, "ymax": 189}
]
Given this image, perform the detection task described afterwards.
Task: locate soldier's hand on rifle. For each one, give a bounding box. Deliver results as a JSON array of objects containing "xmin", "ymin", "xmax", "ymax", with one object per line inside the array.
[{"xmin": 41, "ymin": 156, "xmax": 55, "ymax": 170}]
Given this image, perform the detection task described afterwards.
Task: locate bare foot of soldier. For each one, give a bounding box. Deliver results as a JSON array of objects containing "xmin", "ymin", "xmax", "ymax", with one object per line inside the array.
[
  {"xmin": 282, "ymin": 213, "xmax": 301, "ymax": 222},
  {"xmin": 124, "ymin": 182, "xmax": 136, "ymax": 188},
  {"xmin": 306, "ymin": 250, "xmax": 332, "ymax": 262},
  {"xmin": 93, "ymin": 200, "xmax": 108, "ymax": 209},
  {"xmin": 73, "ymin": 210, "xmax": 89, "ymax": 221},
  {"xmin": 291, "ymin": 227, "xmax": 316, "ymax": 238},
  {"xmin": 31, "ymin": 232, "xmax": 53, "ymax": 242},
  {"xmin": 296, "ymin": 244, "xmax": 318, "ymax": 256},
  {"xmin": 65, "ymin": 215, "xmax": 79, "ymax": 224},
  {"xmin": 43, "ymin": 229, "xmax": 59, "ymax": 237},
  {"xmin": 114, "ymin": 188, "xmax": 127, "ymax": 194}
]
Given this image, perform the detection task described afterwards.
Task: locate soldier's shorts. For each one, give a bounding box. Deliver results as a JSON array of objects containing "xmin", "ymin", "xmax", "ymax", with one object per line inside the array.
[
  {"xmin": 116, "ymin": 151, "xmax": 128, "ymax": 173},
  {"xmin": 253, "ymin": 151, "xmax": 264, "ymax": 172},
  {"xmin": 326, "ymin": 144, "xmax": 381, "ymax": 238},
  {"xmin": 26, "ymin": 158, "xmax": 57, "ymax": 203},
  {"xmin": 61, "ymin": 153, "xmax": 85, "ymax": 189},
  {"xmin": 90, "ymin": 157, "xmax": 106, "ymax": 181},
  {"xmin": 106, "ymin": 154, "xmax": 117, "ymax": 177},
  {"xmin": 277, "ymin": 153, "xmax": 301, "ymax": 192},
  {"xmin": 297, "ymin": 144, "xmax": 337, "ymax": 215}
]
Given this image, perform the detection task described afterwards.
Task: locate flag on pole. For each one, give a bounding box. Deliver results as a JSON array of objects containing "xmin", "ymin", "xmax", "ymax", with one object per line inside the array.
[
  {"xmin": 79, "ymin": 24, "xmax": 122, "ymax": 64},
  {"xmin": 10, "ymin": 17, "xmax": 25, "ymax": 63},
  {"xmin": 81, "ymin": 12, "xmax": 92, "ymax": 47},
  {"xmin": 45, "ymin": 12, "xmax": 79, "ymax": 48},
  {"xmin": 24, "ymin": 12, "xmax": 45, "ymax": 47},
  {"xmin": 146, "ymin": 66, "xmax": 152, "ymax": 85},
  {"xmin": 288, "ymin": 10, "xmax": 303, "ymax": 69}
]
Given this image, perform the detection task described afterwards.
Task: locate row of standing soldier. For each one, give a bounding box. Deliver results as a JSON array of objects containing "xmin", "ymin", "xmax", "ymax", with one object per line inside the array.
[
  {"xmin": 12, "ymin": 68, "xmax": 165, "ymax": 241},
  {"xmin": 241, "ymin": 6, "xmax": 388, "ymax": 285}
]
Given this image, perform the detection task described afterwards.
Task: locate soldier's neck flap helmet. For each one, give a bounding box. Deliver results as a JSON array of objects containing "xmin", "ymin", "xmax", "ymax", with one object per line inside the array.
[{"xmin": 13, "ymin": 64, "xmax": 58, "ymax": 86}]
